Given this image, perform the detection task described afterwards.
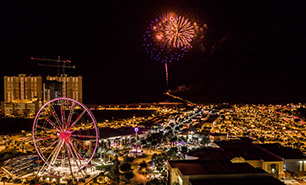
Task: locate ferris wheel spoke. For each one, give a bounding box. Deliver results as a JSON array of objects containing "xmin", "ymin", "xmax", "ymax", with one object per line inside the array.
[
  {"xmin": 60, "ymin": 102, "xmax": 66, "ymax": 129},
  {"xmin": 68, "ymin": 140, "xmax": 85, "ymax": 161},
  {"xmin": 36, "ymin": 135, "xmax": 57, "ymax": 141},
  {"xmin": 44, "ymin": 117, "xmax": 61, "ymax": 132},
  {"xmin": 71, "ymin": 134, "xmax": 96, "ymax": 139},
  {"xmin": 42, "ymin": 139, "xmax": 63, "ymax": 166},
  {"xmin": 83, "ymin": 145, "xmax": 89, "ymax": 150},
  {"xmin": 49, "ymin": 104, "xmax": 64, "ymax": 131},
  {"xmin": 49, "ymin": 139, "xmax": 64, "ymax": 166},
  {"xmin": 68, "ymin": 109, "xmax": 86, "ymax": 130},
  {"xmin": 66, "ymin": 141, "xmax": 84, "ymax": 169},
  {"xmin": 46, "ymin": 141, "xmax": 61, "ymax": 166},
  {"xmin": 66, "ymin": 102, "xmax": 75, "ymax": 130},
  {"xmin": 70, "ymin": 137, "xmax": 83, "ymax": 144},
  {"xmin": 65, "ymin": 143, "xmax": 75, "ymax": 179},
  {"xmin": 41, "ymin": 138, "xmax": 60, "ymax": 153},
  {"xmin": 68, "ymin": 139, "xmax": 85, "ymax": 161},
  {"xmin": 36, "ymin": 125, "xmax": 54, "ymax": 131}
]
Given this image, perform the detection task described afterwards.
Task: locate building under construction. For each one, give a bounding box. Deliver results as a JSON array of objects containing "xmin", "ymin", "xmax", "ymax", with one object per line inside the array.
[{"xmin": 45, "ymin": 74, "xmax": 82, "ymax": 103}]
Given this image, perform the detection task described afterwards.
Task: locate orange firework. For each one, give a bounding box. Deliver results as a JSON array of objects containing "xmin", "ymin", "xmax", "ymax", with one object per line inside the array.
[{"xmin": 162, "ymin": 13, "xmax": 195, "ymax": 48}]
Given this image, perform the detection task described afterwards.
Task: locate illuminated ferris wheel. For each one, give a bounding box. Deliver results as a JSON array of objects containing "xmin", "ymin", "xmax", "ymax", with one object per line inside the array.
[{"xmin": 32, "ymin": 97, "xmax": 99, "ymax": 177}]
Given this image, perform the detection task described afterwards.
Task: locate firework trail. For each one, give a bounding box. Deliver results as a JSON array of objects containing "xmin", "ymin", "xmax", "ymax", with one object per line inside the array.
[{"xmin": 144, "ymin": 12, "xmax": 197, "ymax": 89}]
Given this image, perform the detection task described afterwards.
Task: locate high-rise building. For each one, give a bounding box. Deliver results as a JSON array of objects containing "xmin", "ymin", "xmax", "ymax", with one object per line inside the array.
[
  {"xmin": 45, "ymin": 74, "xmax": 82, "ymax": 103},
  {"xmin": 2, "ymin": 74, "xmax": 82, "ymax": 117},
  {"xmin": 4, "ymin": 74, "xmax": 42, "ymax": 102}
]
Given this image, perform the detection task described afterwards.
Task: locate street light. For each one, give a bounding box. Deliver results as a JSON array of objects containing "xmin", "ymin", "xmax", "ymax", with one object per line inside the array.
[{"xmin": 135, "ymin": 127, "xmax": 139, "ymax": 156}]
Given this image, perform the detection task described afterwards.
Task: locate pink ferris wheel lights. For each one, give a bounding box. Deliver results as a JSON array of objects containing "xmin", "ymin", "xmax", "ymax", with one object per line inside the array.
[{"xmin": 32, "ymin": 97, "xmax": 99, "ymax": 173}]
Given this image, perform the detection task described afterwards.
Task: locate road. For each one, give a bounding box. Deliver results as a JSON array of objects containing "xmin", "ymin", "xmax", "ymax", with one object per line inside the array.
[{"xmin": 130, "ymin": 148, "xmax": 161, "ymax": 185}]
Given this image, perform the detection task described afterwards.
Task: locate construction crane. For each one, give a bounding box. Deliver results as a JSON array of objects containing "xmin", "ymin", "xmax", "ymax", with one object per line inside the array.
[
  {"xmin": 31, "ymin": 56, "xmax": 76, "ymax": 103},
  {"xmin": 30, "ymin": 56, "xmax": 75, "ymax": 76}
]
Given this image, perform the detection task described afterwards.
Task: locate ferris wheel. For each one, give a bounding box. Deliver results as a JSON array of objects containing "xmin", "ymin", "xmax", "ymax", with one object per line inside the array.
[{"xmin": 32, "ymin": 97, "xmax": 99, "ymax": 177}]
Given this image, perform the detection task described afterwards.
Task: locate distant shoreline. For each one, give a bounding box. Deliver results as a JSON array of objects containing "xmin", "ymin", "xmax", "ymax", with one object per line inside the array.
[{"xmin": 0, "ymin": 110, "xmax": 156, "ymax": 135}]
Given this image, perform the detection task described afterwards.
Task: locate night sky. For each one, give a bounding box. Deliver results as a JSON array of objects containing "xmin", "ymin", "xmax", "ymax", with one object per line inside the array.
[{"xmin": 0, "ymin": 0, "xmax": 306, "ymax": 104}]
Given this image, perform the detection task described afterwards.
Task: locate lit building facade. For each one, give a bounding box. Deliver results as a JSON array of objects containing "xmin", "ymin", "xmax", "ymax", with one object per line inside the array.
[
  {"xmin": 4, "ymin": 74, "xmax": 42, "ymax": 102},
  {"xmin": 1, "ymin": 101, "xmax": 42, "ymax": 117},
  {"xmin": 2, "ymin": 74, "xmax": 43, "ymax": 117}
]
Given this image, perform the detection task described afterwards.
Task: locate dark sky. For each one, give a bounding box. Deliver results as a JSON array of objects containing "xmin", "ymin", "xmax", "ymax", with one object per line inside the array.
[{"xmin": 0, "ymin": 0, "xmax": 306, "ymax": 104}]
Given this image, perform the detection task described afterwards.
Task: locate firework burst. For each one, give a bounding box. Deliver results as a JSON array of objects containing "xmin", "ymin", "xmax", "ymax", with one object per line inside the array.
[
  {"xmin": 163, "ymin": 13, "xmax": 195, "ymax": 48},
  {"xmin": 143, "ymin": 12, "xmax": 195, "ymax": 63},
  {"xmin": 144, "ymin": 12, "xmax": 197, "ymax": 89}
]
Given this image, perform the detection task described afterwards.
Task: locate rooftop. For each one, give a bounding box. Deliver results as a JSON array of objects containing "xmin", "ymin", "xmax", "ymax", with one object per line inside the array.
[
  {"xmin": 168, "ymin": 159, "xmax": 266, "ymax": 176},
  {"xmin": 189, "ymin": 176, "xmax": 285, "ymax": 185},
  {"xmin": 187, "ymin": 147, "xmax": 227, "ymax": 161},
  {"xmin": 259, "ymin": 143, "xmax": 306, "ymax": 160},
  {"xmin": 216, "ymin": 140, "xmax": 283, "ymax": 161},
  {"xmin": 209, "ymin": 132, "xmax": 228, "ymax": 136}
]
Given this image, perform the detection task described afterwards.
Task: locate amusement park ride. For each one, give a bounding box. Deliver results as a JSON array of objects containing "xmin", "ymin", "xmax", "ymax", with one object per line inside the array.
[{"xmin": 32, "ymin": 98, "xmax": 99, "ymax": 181}]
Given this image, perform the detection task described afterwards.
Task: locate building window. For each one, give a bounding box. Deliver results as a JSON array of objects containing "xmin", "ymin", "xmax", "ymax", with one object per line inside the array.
[
  {"xmin": 178, "ymin": 176, "xmax": 183, "ymax": 185},
  {"xmin": 270, "ymin": 164, "xmax": 278, "ymax": 178}
]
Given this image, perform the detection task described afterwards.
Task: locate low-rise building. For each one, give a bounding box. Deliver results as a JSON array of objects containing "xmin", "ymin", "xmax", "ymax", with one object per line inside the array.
[
  {"xmin": 216, "ymin": 140, "xmax": 284, "ymax": 178},
  {"xmin": 167, "ymin": 159, "xmax": 283, "ymax": 185},
  {"xmin": 208, "ymin": 132, "xmax": 228, "ymax": 141},
  {"xmin": 189, "ymin": 176, "xmax": 285, "ymax": 185},
  {"xmin": 187, "ymin": 140, "xmax": 284, "ymax": 178},
  {"xmin": 80, "ymin": 127, "xmax": 150, "ymax": 148},
  {"xmin": 259, "ymin": 143, "xmax": 306, "ymax": 173},
  {"xmin": 1, "ymin": 100, "xmax": 42, "ymax": 117}
]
